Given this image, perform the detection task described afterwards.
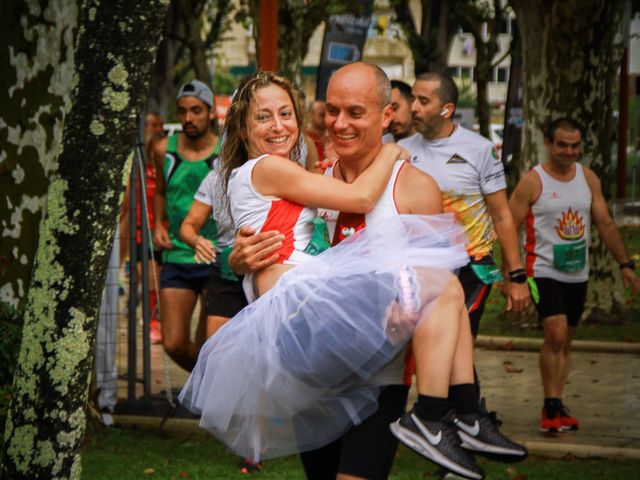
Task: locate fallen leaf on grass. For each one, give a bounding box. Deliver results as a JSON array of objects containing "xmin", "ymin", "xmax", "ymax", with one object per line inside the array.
[
  {"xmin": 144, "ymin": 467, "xmax": 156, "ymax": 475},
  {"xmin": 179, "ymin": 472, "xmax": 190, "ymax": 478}
]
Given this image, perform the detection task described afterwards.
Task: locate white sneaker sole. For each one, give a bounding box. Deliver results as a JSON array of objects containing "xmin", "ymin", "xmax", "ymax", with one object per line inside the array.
[{"xmin": 457, "ymin": 430, "xmax": 527, "ymax": 457}]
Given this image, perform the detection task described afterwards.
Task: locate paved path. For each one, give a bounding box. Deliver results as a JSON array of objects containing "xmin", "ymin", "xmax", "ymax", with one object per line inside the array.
[
  {"xmin": 465, "ymin": 347, "xmax": 640, "ymax": 458},
  {"xmin": 113, "ymin": 331, "xmax": 640, "ymax": 459}
]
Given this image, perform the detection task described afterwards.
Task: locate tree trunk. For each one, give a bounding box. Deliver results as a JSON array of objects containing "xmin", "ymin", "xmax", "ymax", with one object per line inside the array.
[
  {"xmin": 1, "ymin": 1, "xmax": 168, "ymax": 478},
  {"xmin": 510, "ymin": 0, "xmax": 625, "ymax": 318},
  {"xmin": 393, "ymin": 0, "xmax": 454, "ymax": 74},
  {"xmin": 279, "ymin": 0, "xmax": 306, "ymax": 87},
  {"xmin": 0, "ymin": 1, "xmax": 79, "ymax": 308}
]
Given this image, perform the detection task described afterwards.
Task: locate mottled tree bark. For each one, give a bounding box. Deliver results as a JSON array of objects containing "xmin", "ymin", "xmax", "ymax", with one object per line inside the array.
[
  {"xmin": 1, "ymin": 0, "xmax": 169, "ymax": 478},
  {"xmin": 510, "ymin": 0, "xmax": 625, "ymax": 318},
  {"xmin": 0, "ymin": 1, "xmax": 79, "ymax": 308}
]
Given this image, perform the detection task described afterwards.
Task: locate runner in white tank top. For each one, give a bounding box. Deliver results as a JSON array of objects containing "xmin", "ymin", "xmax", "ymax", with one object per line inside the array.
[
  {"xmin": 509, "ymin": 118, "xmax": 640, "ymax": 435},
  {"xmin": 524, "ymin": 163, "xmax": 592, "ymax": 282}
]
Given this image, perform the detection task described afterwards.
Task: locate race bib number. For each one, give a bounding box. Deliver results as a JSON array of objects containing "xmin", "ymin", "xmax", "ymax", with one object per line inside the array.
[{"xmin": 553, "ymin": 240, "xmax": 586, "ymax": 273}]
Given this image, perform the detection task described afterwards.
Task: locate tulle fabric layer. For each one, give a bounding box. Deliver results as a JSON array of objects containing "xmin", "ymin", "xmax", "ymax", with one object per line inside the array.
[{"xmin": 179, "ymin": 213, "xmax": 469, "ymax": 461}]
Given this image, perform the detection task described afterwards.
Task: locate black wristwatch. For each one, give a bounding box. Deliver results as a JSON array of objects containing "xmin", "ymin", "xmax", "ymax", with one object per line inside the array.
[{"xmin": 619, "ymin": 260, "xmax": 636, "ymax": 271}]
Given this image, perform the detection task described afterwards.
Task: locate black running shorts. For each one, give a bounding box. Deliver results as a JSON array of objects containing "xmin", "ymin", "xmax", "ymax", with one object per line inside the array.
[
  {"xmin": 534, "ymin": 277, "xmax": 588, "ymax": 326},
  {"xmin": 457, "ymin": 262, "xmax": 493, "ymax": 337},
  {"xmin": 299, "ymin": 384, "xmax": 409, "ymax": 480},
  {"xmin": 204, "ymin": 265, "xmax": 247, "ymax": 318}
]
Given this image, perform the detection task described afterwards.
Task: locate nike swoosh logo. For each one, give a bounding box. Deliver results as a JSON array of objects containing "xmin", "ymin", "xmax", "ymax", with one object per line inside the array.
[
  {"xmin": 411, "ymin": 414, "xmax": 442, "ymax": 446},
  {"xmin": 455, "ymin": 419, "xmax": 480, "ymax": 436}
]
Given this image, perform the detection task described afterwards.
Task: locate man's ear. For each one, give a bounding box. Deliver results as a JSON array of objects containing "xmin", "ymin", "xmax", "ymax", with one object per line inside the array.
[{"xmin": 381, "ymin": 103, "xmax": 393, "ymax": 129}]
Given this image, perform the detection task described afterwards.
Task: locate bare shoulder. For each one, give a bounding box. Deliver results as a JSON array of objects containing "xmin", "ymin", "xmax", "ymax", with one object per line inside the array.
[
  {"xmin": 581, "ymin": 165, "xmax": 601, "ymax": 189},
  {"xmin": 513, "ymin": 168, "xmax": 541, "ymax": 200},
  {"xmin": 395, "ymin": 162, "xmax": 443, "ymax": 214},
  {"xmin": 152, "ymin": 136, "xmax": 168, "ymax": 161}
]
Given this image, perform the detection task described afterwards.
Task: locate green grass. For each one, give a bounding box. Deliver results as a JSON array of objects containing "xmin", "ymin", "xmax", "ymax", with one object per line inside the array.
[{"xmin": 80, "ymin": 426, "xmax": 640, "ymax": 479}]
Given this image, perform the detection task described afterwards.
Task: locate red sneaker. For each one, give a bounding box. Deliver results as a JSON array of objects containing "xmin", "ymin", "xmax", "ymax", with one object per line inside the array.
[
  {"xmin": 149, "ymin": 320, "xmax": 162, "ymax": 345},
  {"xmin": 239, "ymin": 459, "xmax": 262, "ymax": 474},
  {"xmin": 539, "ymin": 408, "xmax": 562, "ymax": 432},
  {"xmin": 559, "ymin": 404, "xmax": 580, "ymax": 431}
]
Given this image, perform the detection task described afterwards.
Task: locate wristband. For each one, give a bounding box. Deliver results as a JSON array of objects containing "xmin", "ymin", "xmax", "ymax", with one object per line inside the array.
[
  {"xmin": 508, "ymin": 268, "xmax": 527, "ymax": 284},
  {"xmin": 619, "ymin": 260, "xmax": 636, "ymax": 271}
]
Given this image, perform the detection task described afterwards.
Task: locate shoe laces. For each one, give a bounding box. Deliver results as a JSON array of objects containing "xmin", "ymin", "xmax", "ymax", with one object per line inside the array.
[
  {"xmin": 559, "ymin": 403, "xmax": 573, "ymax": 417},
  {"xmin": 487, "ymin": 410, "xmax": 503, "ymax": 427}
]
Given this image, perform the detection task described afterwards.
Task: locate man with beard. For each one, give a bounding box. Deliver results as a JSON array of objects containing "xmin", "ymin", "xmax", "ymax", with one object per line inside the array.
[
  {"xmin": 152, "ymin": 80, "xmax": 219, "ymax": 371},
  {"xmin": 400, "ymin": 71, "xmax": 530, "ymax": 337},
  {"xmin": 388, "ymin": 80, "xmax": 416, "ymax": 142},
  {"xmin": 509, "ymin": 117, "xmax": 640, "ymax": 432}
]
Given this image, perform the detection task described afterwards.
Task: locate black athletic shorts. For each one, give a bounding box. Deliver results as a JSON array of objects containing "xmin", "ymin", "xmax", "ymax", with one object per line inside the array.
[
  {"xmin": 204, "ymin": 265, "xmax": 247, "ymax": 318},
  {"xmin": 160, "ymin": 262, "xmax": 213, "ymax": 292},
  {"xmin": 457, "ymin": 260, "xmax": 494, "ymax": 337},
  {"xmin": 299, "ymin": 384, "xmax": 409, "ymax": 480},
  {"xmin": 534, "ymin": 277, "xmax": 588, "ymax": 327}
]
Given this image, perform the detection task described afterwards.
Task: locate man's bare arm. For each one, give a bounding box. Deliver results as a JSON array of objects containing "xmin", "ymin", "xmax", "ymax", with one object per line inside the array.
[
  {"xmin": 394, "ymin": 164, "xmax": 443, "ymax": 215},
  {"xmin": 228, "ymin": 227, "xmax": 285, "ymax": 275},
  {"xmin": 151, "ymin": 137, "xmax": 172, "ymax": 250},
  {"xmin": 585, "ymin": 167, "xmax": 640, "ymax": 296},
  {"xmin": 486, "ymin": 189, "xmax": 530, "ymax": 312}
]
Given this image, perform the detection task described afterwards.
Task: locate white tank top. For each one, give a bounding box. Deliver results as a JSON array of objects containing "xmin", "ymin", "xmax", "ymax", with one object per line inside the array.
[
  {"xmin": 228, "ymin": 155, "xmax": 316, "ymax": 266},
  {"xmin": 318, "ymin": 161, "xmax": 405, "ymax": 245},
  {"xmin": 318, "ymin": 160, "xmax": 412, "ymax": 387},
  {"xmin": 524, "ymin": 164, "xmax": 592, "ymax": 282}
]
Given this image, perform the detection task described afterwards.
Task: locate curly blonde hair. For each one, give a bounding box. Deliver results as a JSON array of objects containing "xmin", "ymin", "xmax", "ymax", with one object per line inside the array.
[{"xmin": 220, "ymin": 71, "xmax": 304, "ymax": 203}]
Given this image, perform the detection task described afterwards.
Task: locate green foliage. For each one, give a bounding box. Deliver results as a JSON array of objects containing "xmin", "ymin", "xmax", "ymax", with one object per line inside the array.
[
  {"xmin": 0, "ymin": 301, "xmax": 23, "ymax": 436},
  {"xmin": 213, "ymin": 69, "xmax": 240, "ymax": 95},
  {"xmin": 457, "ymin": 82, "xmax": 477, "ymax": 110}
]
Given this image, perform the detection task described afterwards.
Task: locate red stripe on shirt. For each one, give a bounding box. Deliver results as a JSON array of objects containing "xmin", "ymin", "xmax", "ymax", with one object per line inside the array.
[
  {"xmin": 524, "ymin": 207, "xmax": 536, "ymax": 277},
  {"xmin": 262, "ymin": 199, "xmax": 305, "ymax": 263}
]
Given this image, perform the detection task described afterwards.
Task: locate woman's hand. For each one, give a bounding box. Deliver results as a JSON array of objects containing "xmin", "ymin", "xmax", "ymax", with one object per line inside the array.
[
  {"xmin": 378, "ymin": 143, "xmax": 411, "ymax": 164},
  {"xmin": 194, "ymin": 235, "xmax": 216, "ymax": 264}
]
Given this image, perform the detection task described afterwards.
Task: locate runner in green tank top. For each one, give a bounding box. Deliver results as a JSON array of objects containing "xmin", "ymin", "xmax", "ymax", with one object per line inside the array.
[
  {"xmin": 151, "ymin": 79, "xmax": 220, "ymax": 372},
  {"xmin": 162, "ymin": 133, "xmax": 218, "ymax": 264}
]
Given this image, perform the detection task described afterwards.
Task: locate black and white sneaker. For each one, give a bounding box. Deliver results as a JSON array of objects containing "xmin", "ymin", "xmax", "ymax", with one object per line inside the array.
[
  {"xmin": 454, "ymin": 398, "xmax": 528, "ymax": 462},
  {"xmin": 390, "ymin": 409, "xmax": 484, "ymax": 480}
]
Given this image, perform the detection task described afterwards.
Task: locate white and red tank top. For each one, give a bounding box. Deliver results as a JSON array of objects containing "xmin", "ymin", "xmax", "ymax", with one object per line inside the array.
[
  {"xmin": 524, "ymin": 164, "xmax": 592, "ymax": 282},
  {"xmin": 318, "ymin": 160, "xmax": 415, "ymax": 387},
  {"xmin": 228, "ymin": 155, "xmax": 317, "ymax": 266},
  {"xmin": 318, "ymin": 160, "xmax": 406, "ymax": 245}
]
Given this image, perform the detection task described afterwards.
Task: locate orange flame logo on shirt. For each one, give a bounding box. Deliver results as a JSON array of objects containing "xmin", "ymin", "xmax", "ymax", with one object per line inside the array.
[{"xmin": 555, "ymin": 208, "xmax": 585, "ymax": 240}]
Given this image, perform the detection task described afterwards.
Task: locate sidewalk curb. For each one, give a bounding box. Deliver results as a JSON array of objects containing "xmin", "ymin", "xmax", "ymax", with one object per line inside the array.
[
  {"xmin": 521, "ymin": 440, "xmax": 640, "ymax": 460},
  {"xmin": 476, "ymin": 335, "xmax": 640, "ymax": 353},
  {"xmin": 112, "ymin": 415, "xmax": 640, "ymax": 461}
]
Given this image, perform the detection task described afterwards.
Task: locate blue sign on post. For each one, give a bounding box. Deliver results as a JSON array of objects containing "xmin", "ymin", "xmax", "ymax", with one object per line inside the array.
[{"xmin": 315, "ymin": 2, "xmax": 373, "ymax": 101}]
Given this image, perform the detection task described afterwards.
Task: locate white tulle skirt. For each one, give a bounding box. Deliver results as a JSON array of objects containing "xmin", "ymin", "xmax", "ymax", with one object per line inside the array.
[{"xmin": 179, "ymin": 213, "xmax": 469, "ymax": 462}]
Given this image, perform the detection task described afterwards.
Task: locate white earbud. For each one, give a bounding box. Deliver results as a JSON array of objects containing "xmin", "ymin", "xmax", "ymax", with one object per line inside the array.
[{"xmin": 440, "ymin": 108, "xmax": 449, "ymax": 117}]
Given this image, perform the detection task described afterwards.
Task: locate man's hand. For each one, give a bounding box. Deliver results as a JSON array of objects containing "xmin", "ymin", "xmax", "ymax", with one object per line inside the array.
[
  {"xmin": 153, "ymin": 224, "xmax": 172, "ymax": 250},
  {"xmin": 385, "ymin": 302, "xmax": 417, "ymax": 346},
  {"xmin": 194, "ymin": 236, "xmax": 216, "ymax": 264},
  {"xmin": 228, "ymin": 226, "xmax": 284, "ymax": 275},
  {"xmin": 502, "ymin": 279, "xmax": 531, "ymax": 313},
  {"xmin": 622, "ymin": 268, "xmax": 640, "ymax": 299}
]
